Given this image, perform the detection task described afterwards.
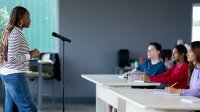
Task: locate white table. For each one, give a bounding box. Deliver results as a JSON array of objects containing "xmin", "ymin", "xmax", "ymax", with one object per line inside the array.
[
  {"xmin": 81, "ymin": 74, "xmax": 160, "ymax": 112},
  {"xmin": 108, "ymin": 87, "xmax": 200, "ymax": 112}
]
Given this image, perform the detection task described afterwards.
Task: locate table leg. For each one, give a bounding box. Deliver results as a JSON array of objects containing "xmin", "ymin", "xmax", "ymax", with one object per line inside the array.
[
  {"xmin": 96, "ymin": 85, "xmax": 124, "ymax": 112},
  {"xmin": 38, "ymin": 63, "xmax": 42, "ymax": 112}
]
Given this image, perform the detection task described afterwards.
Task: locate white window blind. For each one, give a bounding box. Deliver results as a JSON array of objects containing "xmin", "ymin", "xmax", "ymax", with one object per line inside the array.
[
  {"xmin": 0, "ymin": 0, "xmax": 58, "ymax": 52},
  {"xmin": 192, "ymin": 4, "xmax": 200, "ymax": 41}
]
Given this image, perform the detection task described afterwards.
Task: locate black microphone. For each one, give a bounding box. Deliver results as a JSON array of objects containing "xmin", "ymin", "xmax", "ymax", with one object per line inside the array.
[{"xmin": 52, "ymin": 32, "xmax": 71, "ymax": 43}]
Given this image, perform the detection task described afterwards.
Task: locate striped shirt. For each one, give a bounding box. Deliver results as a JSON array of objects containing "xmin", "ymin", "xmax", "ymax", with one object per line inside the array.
[{"xmin": 0, "ymin": 26, "xmax": 30, "ymax": 75}]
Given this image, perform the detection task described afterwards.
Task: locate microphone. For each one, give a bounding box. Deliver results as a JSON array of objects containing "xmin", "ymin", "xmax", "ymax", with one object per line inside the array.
[{"xmin": 52, "ymin": 32, "xmax": 71, "ymax": 43}]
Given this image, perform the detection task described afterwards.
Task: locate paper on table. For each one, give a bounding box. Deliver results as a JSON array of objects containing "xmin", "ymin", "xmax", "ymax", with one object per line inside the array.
[
  {"xmin": 181, "ymin": 97, "xmax": 200, "ymax": 103},
  {"xmin": 118, "ymin": 75, "xmax": 124, "ymax": 79},
  {"xmin": 133, "ymin": 80, "xmax": 144, "ymax": 83},
  {"xmin": 153, "ymin": 90, "xmax": 180, "ymax": 96},
  {"xmin": 117, "ymin": 70, "xmax": 145, "ymax": 80},
  {"xmin": 129, "ymin": 71, "xmax": 145, "ymax": 75},
  {"xmin": 118, "ymin": 75, "xmax": 144, "ymax": 83},
  {"xmin": 128, "ymin": 72, "xmax": 144, "ymax": 81}
]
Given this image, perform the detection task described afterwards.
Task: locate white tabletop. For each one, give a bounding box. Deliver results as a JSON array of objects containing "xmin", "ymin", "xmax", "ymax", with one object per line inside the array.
[
  {"xmin": 108, "ymin": 87, "xmax": 200, "ymax": 110},
  {"xmin": 81, "ymin": 74, "xmax": 160, "ymax": 86}
]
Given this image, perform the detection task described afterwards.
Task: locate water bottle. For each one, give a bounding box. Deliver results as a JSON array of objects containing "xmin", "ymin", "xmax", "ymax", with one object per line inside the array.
[{"xmin": 134, "ymin": 61, "xmax": 139, "ymax": 68}]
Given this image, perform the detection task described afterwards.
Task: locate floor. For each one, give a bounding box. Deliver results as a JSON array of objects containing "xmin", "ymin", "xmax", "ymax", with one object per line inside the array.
[
  {"xmin": 40, "ymin": 103, "xmax": 95, "ymax": 112},
  {"xmin": 0, "ymin": 80, "xmax": 96, "ymax": 112},
  {"xmin": 0, "ymin": 102, "xmax": 95, "ymax": 112}
]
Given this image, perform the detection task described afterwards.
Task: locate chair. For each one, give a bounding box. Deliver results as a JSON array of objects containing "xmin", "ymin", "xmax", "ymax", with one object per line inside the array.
[
  {"xmin": 28, "ymin": 53, "xmax": 61, "ymax": 81},
  {"xmin": 161, "ymin": 49, "xmax": 172, "ymax": 62},
  {"xmin": 0, "ymin": 79, "xmax": 4, "ymax": 111},
  {"xmin": 118, "ymin": 49, "xmax": 130, "ymax": 68},
  {"xmin": 116, "ymin": 49, "xmax": 131, "ymax": 74},
  {"xmin": 27, "ymin": 53, "xmax": 61, "ymax": 109}
]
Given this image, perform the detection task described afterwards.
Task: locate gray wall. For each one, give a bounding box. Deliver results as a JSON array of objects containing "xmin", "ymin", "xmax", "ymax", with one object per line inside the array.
[{"xmin": 36, "ymin": 0, "xmax": 200, "ymax": 99}]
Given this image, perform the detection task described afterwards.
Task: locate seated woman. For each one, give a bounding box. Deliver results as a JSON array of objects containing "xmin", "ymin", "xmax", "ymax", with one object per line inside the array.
[
  {"xmin": 140, "ymin": 44, "xmax": 189, "ymax": 89},
  {"xmin": 165, "ymin": 41, "xmax": 200, "ymax": 96}
]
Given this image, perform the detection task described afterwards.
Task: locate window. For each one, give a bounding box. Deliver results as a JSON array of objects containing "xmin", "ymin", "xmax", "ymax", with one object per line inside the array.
[
  {"xmin": 192, "ymin": 4, "xmax": 200, "ymax": 41},
  {"xmin": 0, "ymin": 0, "xmax": 58, "ymax": 52}
]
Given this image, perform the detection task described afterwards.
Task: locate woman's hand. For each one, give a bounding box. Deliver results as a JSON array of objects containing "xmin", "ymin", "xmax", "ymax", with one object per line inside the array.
[
  {"xmin": 165, "ymin": 87, "xmax": 181, "ymax": 94},
  {"xmin": 30, "ymin": 49, "xmax": 40, "ymax": 58},
  {"xmin": 140, "ymin": 74, "xmax": 150, "ymax": 81}
]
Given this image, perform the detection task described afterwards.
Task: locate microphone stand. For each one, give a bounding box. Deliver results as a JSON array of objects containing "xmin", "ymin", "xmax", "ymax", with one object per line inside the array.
[
  {"xmin": 52, "ymin": 32, "xmax": 71, "ymax": 112},
  {"xmin": 62, "ymin": 40, "xmax": 65, "ymax": 112},
  {"xmin": 60, "ymin": 38, "xmax": 70, "ymax": 112},
  {"xmin": 61, "ymin": 39, "xmax": 71, "ymax": 112}
]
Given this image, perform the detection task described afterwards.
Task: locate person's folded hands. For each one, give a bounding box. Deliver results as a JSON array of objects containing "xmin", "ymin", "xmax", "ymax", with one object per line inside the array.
[{"xmin": 139, "ymin": 74, "xmax": 150, "ymax": 81}]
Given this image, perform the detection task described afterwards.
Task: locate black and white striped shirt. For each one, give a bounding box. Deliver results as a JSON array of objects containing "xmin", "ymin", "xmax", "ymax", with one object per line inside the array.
[{"xmin": 0, "ymin": 26, "xmax": 30, "ymax": 75}]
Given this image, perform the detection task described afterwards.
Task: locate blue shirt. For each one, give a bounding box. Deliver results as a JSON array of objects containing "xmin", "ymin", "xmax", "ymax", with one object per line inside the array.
[{"xmin": 136, "ymin": 59, "xmax": 166, "ymax": 76}]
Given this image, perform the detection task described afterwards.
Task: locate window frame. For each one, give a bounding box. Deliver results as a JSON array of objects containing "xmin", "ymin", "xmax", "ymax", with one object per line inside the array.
[{"xmin": 191, "ymin": 3, "xmax": 200, "ymax": 42}]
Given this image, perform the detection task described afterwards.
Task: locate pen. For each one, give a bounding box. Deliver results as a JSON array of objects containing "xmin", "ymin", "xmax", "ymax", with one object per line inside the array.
[{"xmin": 171, "ymin": 82, "xmax": 178, "ymax": 87}]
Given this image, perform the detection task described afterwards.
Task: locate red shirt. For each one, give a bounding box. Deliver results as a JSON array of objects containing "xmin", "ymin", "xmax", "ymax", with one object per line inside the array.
[{"xmin": 150, "ymin": 62, "xmax": 189, "ymax": 89}]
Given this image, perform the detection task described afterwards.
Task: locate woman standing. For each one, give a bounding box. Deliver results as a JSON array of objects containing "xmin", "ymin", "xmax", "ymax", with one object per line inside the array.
[
  {"xmin": 165, "ymin": 41, "xmax": 200, "ymax": 96},
  {"xmin": 0, "ymin": 6, "xmax": 39, "ymax": 112}
]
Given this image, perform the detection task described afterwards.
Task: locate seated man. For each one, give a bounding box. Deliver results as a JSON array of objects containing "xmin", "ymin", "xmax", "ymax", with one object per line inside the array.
[{"xmin": 123, "ymin": 42, "xmax": 166, "ymax": 77}]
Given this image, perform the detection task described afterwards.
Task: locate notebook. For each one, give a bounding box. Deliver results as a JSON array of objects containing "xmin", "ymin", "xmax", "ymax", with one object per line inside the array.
[
  {"xmin": 117, "ymin": 75, "xmax": 144, "ymax": 82},
  {"xmin": 153, "ymin": 90, "xmax": 180, "ymax": 96},
  {"xmin": 181, "ymin": 97, "xmax": 200, "ymax": 103}
]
